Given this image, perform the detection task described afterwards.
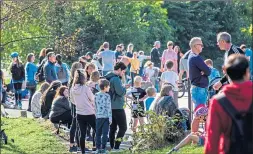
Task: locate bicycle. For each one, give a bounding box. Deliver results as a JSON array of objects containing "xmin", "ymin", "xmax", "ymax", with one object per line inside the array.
[{"xmin": 178, "ymin": 78, "xmax": 188, "ymax": 98}]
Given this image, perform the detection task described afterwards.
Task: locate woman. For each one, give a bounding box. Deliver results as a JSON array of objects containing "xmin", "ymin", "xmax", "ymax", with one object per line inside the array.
[
  {"xmin": 10, "ymin": 52, "xmax": 25, "ymax": 109},
  {"xmin": 161, "ymin": 41, "xmax": 177, "ymax": 73},
  {"xmin": 143, "ymin": 61, "xmax": 160, "ymax": 91},
  {"xmin": 85, "ymin": 63, "xmax": 96, "ymax": 81},
  {"xmin": 70, "ymin": 69, "xmax": 96, "ymax": 153},
  {"xmin": 55, "ymin": 54, "xmax": 70, "ymax": 86},
  {"xmin": 150, "ymin": 84, "xmax": 177, "ymax": 117},
  {"xmin": 174, "ymin": 46, "xmax": 184, "ymax": 74},
  {"xmin": 125, "ymin": 44, "xmax": 134, "ymax": 81},
  {"xmin": 39, "ymin": 48, "xmax": 47, "ymax": 64},
  {"xmin": 68, "ymin": 62, "xmax": 83, "ymax": 152},
  {"xmin": 31, "ymin": 82, "xmax": 50, "ymax": 118},
  {"xmin": 25, "ymin": 53, "xmax": 38, "ymax": 111},
  {"xmin": 41, "ymin": 80, "xmax": 62, "ymax": 119},
  {"xmin": 49, "ymin": 86, "xmax": 72, "ymax": 126}
]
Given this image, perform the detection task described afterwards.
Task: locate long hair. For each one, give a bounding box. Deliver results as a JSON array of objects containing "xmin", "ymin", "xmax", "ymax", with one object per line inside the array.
[
  {"xmin": 127, "ymin": 43, "xmax": 134, "ymax": 52},
  {"xmin": 41, "ymin": 80, "xmax": 62, "ymax": 105},
  {"xmin": 72, "ymin": 69, "xmax": 86, "ymax": 87},
  {"xmin": 56, "ymin": 54, "xmax": 62, "ymax": 65},
  {"xmin": 40, "ymin": 82, "xmax": 50, "ymax": 94},
  {"xmin": 160, "ymin": 84, "xmax": 173, "ymax": 97},
  {"xmin": 70, "ymin": 62, "xmax": 83, "ymax": 80},
  {"xmin": 55, "ymin": 86, "xmax": 68, "ymax": 98},
  {"xmin": 39, "ymin": 48, "xmax": 47, "ymax": 57}
]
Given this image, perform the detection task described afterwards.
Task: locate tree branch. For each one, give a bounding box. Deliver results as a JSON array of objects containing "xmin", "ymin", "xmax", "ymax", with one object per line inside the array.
[{"xmin": 2, "ymin": 36, "xmax": 52, "ymax": 46}]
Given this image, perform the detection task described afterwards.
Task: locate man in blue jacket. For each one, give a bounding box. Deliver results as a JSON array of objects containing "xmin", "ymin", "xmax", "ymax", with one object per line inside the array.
[
  {"xmin": 44, "ymin": 52, "xmax": 58, "ymax": 83},
  {"xmin": 188, "ymin": 37, "xmax": 211, "ymax": 132}
]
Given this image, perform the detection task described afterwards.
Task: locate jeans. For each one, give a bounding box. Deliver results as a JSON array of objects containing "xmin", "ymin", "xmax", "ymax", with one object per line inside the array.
[
  {"xmin": 139, "ymin": 66, "xmax": 144, "ymax": 77},
  {"xmin": 77, "ymin": 114, "xmax": 96, "ymax": 153},
  {"xmin": 191, "ymin": 86, "xmax": 208, "ymax": 110},
  {"xmin": 109, "ymin": 109, "xmax": 127, "ymax": 149},
  {"xmin": 13, "ymin": 82, "xmax": 22, "ymax": 106},
  {"xmin": 96, "ymin": 118, "xmax": 110, "ymax": 149},
  {"xmin": 131, "ymin": 72, "xmax": 138, "ymax": 86},
  {"xmin": 70, "ymin": 115, "xmax": 80, "ymax": 146},
  {"xmin": 27, "ymin": 87, "xmax": 36, "ymax": 110}
]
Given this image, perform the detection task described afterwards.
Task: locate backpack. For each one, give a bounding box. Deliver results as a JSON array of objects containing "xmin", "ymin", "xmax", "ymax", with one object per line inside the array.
[
  {"xmin": 57, "ymin": 64, "xmax": 67, "ymax": 81},
  {"xmin": 11, "ymin": 64, "xmax": 25, "ymax": 81},
  {"xmin": 216, "ymin": 93, "xmax": 253, "ymax": 154},
  {"xmin": 36, "ymin": 59, "xmax": 46, "ymax": 82},
  {"xmin": 91, "ymin": 84, "xmax": 99, "ymax": 95}
]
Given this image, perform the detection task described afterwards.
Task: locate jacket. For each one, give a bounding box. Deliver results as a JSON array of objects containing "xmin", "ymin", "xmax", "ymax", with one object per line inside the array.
[
  {"xmin": 41, "ymin": 90, "xmax": 56, "ymax": 118},
  {"xmin": 44, "ymin": 61, "xmax": 58, "ymax": 83},
  {"xmin": 70, "ymin": 84, "xmax": 95, "ymax": 115},
  {"xmin": 150, "ymin": 47, "xmax": 161, "ymax": 67},
  {"xmin": 10, "ymin": 63, "xmax": 25, "ymax": 83},
  {"xmin": 150, "ymin": 96, "xmax": 177, "ymax": 117},
  {"xmin": 25, "ymin": 62, "xmax": 38, "ymax": 82},
  {"xmin": 105, "ymin": 72, "xmax": 126, "ymax": 109},
  {"xmin": 204, "ymin": 81, "xmax": 253, "ymax": 154},
  {"xmin": 49, "ymin": 96, "xmax": 71, "ymax": 118}
]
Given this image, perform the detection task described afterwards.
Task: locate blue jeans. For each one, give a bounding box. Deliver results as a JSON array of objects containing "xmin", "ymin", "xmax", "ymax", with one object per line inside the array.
[
  {"xmin": 96, "ymin": 118, "xmax": 110, "ymax": 149},
  {"xmin": 191, "ymin": 86, "xmax": 208, "ymax": 110}
]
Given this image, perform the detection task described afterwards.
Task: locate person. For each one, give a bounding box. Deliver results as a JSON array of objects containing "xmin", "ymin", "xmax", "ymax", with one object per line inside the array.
[
  {"xmin": 44, "ymin": 52, "xmax": 58, "ymax": 83},
  {"xmin": 41, "ymin": 80, "xmax": 62, "ymax": 119},
  {"xmin": 204, "ymin": 59, "xmax": 220, "ymax": 83},
  {"xmin": 94, "ymin": 79, "xmax": 112, "ymax": 154},
  {"xmin": 85, "ymin": 63, "xmax": 96, "ymax": 81},
  {"xmin": 138, "ymin": 51, "xmax": 151, "ymax": 77},
  {"xmin": 39, "ymin": 48, "xmax": 47, "ymax": 65},
  {"xmin": 125, "ymin": 43, "xmax": 134, "ymax": 81},
  {"xmin": 31, "ymin": 82, "xmax": 50, "ymax": 118},
  {"xmin": 68, "ymin": 62, "xmax": 83, "ymax": 152},
  {"xmin": 213, "ymin": 32, "xmax": 244, "ymax": 90},
  {"xmin": 84, "ymin": 52, "xmax": 93, "ymax": 63},
  {"xmin": 179, "ymin": 50, "xmax": 190, "ymax": 81},
  {"xmin": 161, "ymin": 41, "xmax": 177, "ymax": 73},
  {"xmin": 160, "ymin": 60, "xmax": 179, "ymax": 107},
  {"xmin": 126, "ymin": 76, "xmax": 147, "ymax": 132},
  {"xmin": 205, "ymin": 54, "xmax": 253, "ymax": 154},
  {"xmin": 97, "ymin": 42, "xmax": 116, "ymax": 76},
  {"xmin": 49, "ymin": 86, "xmax": 72, "ymax": 126},
  {"xmin": 115, "ymin": 45, "xmax": 123, "ymax": 62},
  {"xmin": 127, "ymin": 52, "xmax": 140, "ymax": 86},
  {"xmin": 86, "ymin": 71, "xmax": 100, "ymax": 95},
  {"xmin": 144, "ymin": 87, "xmax": 156, "ymax": 111},
  {"xmin": 240, "ymin": 44, "xmax": 253, "ymax": 80},
  {"xmin": 70, "ymin": 69, "xmax": 96, "ymax": 153},
  {"xmin": 168, "ymin": 106, "xmax": 208, "ymax": 154},
  {"xmin": 143, "ymin": 61, "xmax": 160, "ymax": 90},
  {"xmin": 149, "ymin": 84, "xmax": 177, "ymax": 117},
  {"xmin": 174, "ymin": 45, "xmax": 184, "ymax": 74},
  {"xmin": 188, "ymin": 37, "xmax": 211, "ymax": 132},
  {"xmin": 104, "ymin": 62, "xmax": 128, "ymax": 151},
  {"xmin": 10, "ymin": 52, "xmax": 25, "ymax": 109},
  {"xmin": 25, "ymin": 53, "xmax": 38, "ymax": 111},
  {"xmin": 150, "ymin": 41, "xmax": 161, "ymax": 68},
  {"xmin": 79, "ymin": 56, "xmax": 87, "ymax": 69},
  {"xmin": 55, "ymin": 54, "xmax": 70, "ymax": 86}
]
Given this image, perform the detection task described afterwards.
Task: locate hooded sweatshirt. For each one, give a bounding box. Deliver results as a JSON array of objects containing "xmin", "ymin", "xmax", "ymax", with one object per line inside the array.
[
  {"xmin": 70, "ymin": 84, "xmax": 95, "ymax": 115},
  {"xmin": 105, "ymin": 72, "xmax": 126, "ymax": 109},
  {"xmin": 205, "ymin": 81, "xmax": 253, "ymax": 154}
]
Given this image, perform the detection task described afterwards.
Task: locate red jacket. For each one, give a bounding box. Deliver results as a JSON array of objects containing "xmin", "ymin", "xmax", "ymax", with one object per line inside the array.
[{"xmin": 204, "ymin": 81, "xmax": 253, "ymax": 154}]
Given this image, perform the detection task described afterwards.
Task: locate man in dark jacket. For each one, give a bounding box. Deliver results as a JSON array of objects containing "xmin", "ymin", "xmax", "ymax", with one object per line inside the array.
[
  {"xmin": 104, "ymin": 62, "xmax": 129, "ymax": 151},
  {"xmin": 151, "ymin": 41, "xmax": 161, "ymax": 67},
  {"xmin": 213, "ymin": 32, "xmax": 244, "ymax": 90},
  {"xmin": 44, "ymin": 52, "xmax": 58, "ymax": 83}
]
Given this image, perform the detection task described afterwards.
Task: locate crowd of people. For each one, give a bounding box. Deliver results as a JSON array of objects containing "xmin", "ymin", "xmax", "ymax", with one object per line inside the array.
[{"xmin": 0, "ymin": 31, "xmax": 252, "ymax": 154}]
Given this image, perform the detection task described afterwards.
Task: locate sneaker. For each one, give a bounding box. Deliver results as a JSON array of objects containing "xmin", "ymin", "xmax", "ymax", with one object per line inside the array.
[
  {"xmin": 69, "ymin": 145, "xmax": 77, "ymax": 152},
  {"xmin": 100, "ymin": 149, "xmax": 108, "ymax": 154},
  {"xmin": 77, "ymin": 147, "xmax": 81, "ymax": 152}
]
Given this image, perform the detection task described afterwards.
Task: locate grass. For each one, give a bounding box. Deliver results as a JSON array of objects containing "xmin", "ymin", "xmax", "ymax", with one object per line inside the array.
[
  {"xmin": 0, "ymin": 118, "xmax": 70, "ymax": 154},
  {"xmin": 0, "ymin": 118, "xmax": 204, "ymax": 154}
]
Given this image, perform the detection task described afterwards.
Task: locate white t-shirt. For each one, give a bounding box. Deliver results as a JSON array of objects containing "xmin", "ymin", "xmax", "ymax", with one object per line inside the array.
[
  {"xmin": 145, "ymin": 67, "xmax": 155, "ymax": 78},
  {"xmin": 138, "ymin": 55, "xmax": 148, "ymax": 66},
  {"xmin": 161, "ymin": 71, "xmax": 179, "ymax": 91}
]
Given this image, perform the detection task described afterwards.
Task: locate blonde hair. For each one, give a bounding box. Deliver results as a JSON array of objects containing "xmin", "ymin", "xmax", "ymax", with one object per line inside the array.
[
  {"xmin": 204, "ymin": 59, "xmax": 213, "ymax": 66},
  {"xmin": 144, "ymin": 61, "xmax": 153, "ymax": 68},
  {"xmin": 91, "ymin": 71, "xmax": 100, "ymax": 82},
  {"xmin": 39, "ymin": 48, "xmax": 47, "ymax": 57},
  {"xmin": 40, "ymin": 82, "xmax": 50, "ymax": 94},
  {"xmin": 134, "ymin": 76, "xmax": 142, "ymax": 85}
]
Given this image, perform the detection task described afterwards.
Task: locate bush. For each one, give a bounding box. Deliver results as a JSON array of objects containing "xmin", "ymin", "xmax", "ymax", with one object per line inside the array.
[{"xmin": 131, "ymin": 111, "xmax": 185, "ymax": 153}]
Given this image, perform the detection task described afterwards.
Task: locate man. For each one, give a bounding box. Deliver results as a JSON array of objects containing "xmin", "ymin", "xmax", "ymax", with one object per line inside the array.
[
  {"xmin": 240, "ymin": 44, "xmax": 253, "ymax": 80},
  {"xmin": 151, "ymin": 41, "xmax": 161, "ymax": 68},
  {"xmin": 104, "ymin": 62, "xmax": 129, "ymax": 151},
  {"xmin": 205, "ymin": 54, "xmax": 252, "ymax": 154},
  {"xmin": 115, "ymin": 44, "xmax": 123, "ymax": 62},
  {"xmin": 179, "ymin": 50, "xmax": 191, "ymax": 81},
  {"xmin": 44, "ymin": 52, "xmax": 58, "ymax": 83},
  {"xmin": 188, "ymin": 37, "xmax": 211, "ymax": 132},
  {"xmin": 37, "ymin": 48, "xmax": 54, "ymax": 82},
  {"xmin": 97, "ymin": 42, "xmax": 116, "ymax": 76},
  {"xmin": 213, "ymin": 32, "xmax": 244, "ymax": 90},
  {"xmin": 84, "ymin": 52, "xmax": 93, "ymax": 62}
]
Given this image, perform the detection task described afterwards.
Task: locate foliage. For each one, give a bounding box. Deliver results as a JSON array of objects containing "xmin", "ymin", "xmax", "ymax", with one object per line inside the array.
[{"xmin": 131, "ymin": 111, "xmax": 185, "ymax": 153}]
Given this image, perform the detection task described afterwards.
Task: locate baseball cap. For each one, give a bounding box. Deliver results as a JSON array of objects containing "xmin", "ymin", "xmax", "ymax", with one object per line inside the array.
[{"xmin": 11, "ymin": 52, "xmax": 19, "ymax": 58}]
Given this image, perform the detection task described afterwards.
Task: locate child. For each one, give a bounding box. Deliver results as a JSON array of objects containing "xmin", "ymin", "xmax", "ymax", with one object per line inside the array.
[
  {"xmin": 86, "ymin": 71, "xmax": 100, "ymax": 95},
  {"xmin": 144, "ymin": 87, "xmax": 156, "ymax": 111},
  {"xmin": 143, "ymin": 61, "xmax": 160, "ymax": 91},
  {"xmin": 31, "ymin": 82, "xmax": 50, "ymax": 118},
  {"xmin": 126, "ymin": 76, "xmax": 147, "ymax": 132},
  {"xmin": 204, "ymin": 59, "xmax": 220, "ymax": 83},
  {"xmin": 160, "ymin": 60, "xmax": 179, "ymax": 107},
  {"xmin": 94, "ymin": 79, "xmax": 112, "ymax": 154},
  {"xmin": 168, "ymin": 106, "xmax": 208, "ymax": 154}
]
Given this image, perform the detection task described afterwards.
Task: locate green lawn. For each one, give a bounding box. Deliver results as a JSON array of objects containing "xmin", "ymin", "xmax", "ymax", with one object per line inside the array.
[
  {"xmin": 1, "ymin": 118, "xmax": 70, "ymax": 154},
  {"xmin": 0, "ymin": 118, "xmax": 204, "ymax": 154}
]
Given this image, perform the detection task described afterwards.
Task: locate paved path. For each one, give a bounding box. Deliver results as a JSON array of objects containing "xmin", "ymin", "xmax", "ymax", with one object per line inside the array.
[{"xmin": 4, "ymin": 93, "xmax": 190, "ymax": 151}]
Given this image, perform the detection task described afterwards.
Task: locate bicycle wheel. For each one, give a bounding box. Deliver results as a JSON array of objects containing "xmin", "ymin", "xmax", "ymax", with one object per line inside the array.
[{"xmin": 178, "ymin": 82, "xmax": 185, "ymax": 98}]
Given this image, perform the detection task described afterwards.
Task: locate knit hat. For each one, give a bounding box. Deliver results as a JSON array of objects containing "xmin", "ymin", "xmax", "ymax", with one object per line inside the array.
[
  {"xmin": 11, "ymin": 52, "xmax": 19, "ymax": 58},
  {"xmin": 194, "ymin": 106, "xmax": 208, "ymax": 117}
]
